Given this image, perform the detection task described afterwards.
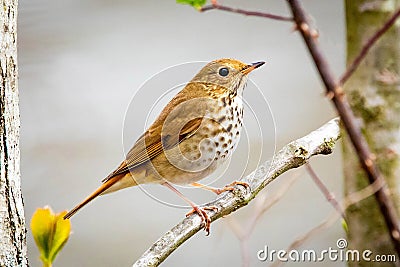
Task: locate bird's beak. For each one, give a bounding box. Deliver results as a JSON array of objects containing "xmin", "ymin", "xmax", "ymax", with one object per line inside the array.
[{"xmin": 241, "ymin": 61, "xmax": 265, "ymax": 75}]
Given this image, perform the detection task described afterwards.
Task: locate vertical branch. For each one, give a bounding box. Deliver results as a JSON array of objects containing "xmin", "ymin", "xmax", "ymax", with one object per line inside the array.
[
  {"xmin": 0, "ymin": 0, "xmax": 27, "ymax": 266},
  {"xmin": 286, "ymin": 0, "xmax": 400, "ymax": 255}
]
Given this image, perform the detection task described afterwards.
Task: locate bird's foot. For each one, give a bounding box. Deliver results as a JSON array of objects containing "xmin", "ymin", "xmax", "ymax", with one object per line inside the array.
[
  {"xmin": 213, "ymin": 181, "xmax": 250, "ymax": 195},
  {"xmin": 191, "ymin": 181, "xmax": 250, "ymax": 195},
  {"xmin": 186, "ymin": 205, "xmax": 218, "ymax": 235}
]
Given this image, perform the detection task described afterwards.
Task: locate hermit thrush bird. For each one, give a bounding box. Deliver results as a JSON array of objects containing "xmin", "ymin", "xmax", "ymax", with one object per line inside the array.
[{"xmin": 64, "ymin": 58, "xmax": 265, "ymax": 234}]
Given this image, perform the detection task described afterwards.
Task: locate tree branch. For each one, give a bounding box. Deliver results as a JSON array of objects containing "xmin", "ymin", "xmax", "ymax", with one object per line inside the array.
[
  {"xmin": 200, "ymin": 1, "xmax": 293, "ymax": 22},
  {"xmin": 133, "ymin": 118, "xmax": 340, "ymax": 266},
  {"xmin": 339, "ymin": 7, "xmax": 400, "ymax": 85},
  {"xmin": 287, "ymin": 0, "xmax": 400, "ymax": 255}
]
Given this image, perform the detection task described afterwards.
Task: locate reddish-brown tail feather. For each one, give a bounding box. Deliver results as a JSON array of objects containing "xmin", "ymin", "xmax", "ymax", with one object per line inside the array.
[{"xmin": 63, "ymin": 177, "xmax": 120, "ymax": 219}]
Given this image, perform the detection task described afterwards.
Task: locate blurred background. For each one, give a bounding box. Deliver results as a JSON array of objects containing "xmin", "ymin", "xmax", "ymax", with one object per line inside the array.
[{"xmin": 19, "ymin": 0, "xmax": 344, "ymax": 266}]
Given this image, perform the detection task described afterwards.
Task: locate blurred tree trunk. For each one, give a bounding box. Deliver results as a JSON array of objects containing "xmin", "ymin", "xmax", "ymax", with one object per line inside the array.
[
  {"xmin": 343, "ymin": 0, "xmax": 400, "ymax": 266},
  {"xmin": 0, "ymin": 0, "xmax": 27, "ymax": 266}
]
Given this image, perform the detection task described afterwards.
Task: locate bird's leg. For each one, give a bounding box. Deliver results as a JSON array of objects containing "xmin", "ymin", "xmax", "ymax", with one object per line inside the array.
[
  {"xmin": 162, "ymin": 182, "xmax": 217, "ymax": 235},
  {"xmin": 190, "ymin": 182, "xmax": 224, "ymax": 195},
  {"xmin": 191, "ymin": 181, "xmax": 250, "ymax": 195}
]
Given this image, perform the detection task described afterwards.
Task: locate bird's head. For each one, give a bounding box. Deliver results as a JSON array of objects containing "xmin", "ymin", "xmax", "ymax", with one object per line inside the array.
[{"xmin": 191, "ymin": 58, "xmax": 265, "ymax": 97}]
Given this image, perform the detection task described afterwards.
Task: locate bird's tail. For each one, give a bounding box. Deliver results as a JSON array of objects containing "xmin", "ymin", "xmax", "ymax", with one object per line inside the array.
[{"xmin": 63, "ymin": 176, "xmax": 121, "ymax": 220}]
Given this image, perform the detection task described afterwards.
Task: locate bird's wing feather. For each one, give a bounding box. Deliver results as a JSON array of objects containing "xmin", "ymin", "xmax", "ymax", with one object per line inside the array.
[
  {"xmin": 102, "ymin": 117, "xmax": 203, "ymax": 182},
  {"xmin": 102, "ymin": 84, "xmax": 211, "ymax": 182}
]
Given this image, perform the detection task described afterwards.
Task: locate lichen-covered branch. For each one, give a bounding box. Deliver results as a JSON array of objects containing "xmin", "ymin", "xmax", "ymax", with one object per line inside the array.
[{"xmin": 133, "ymin": 118, "xmax": 340, "ymax": 266}]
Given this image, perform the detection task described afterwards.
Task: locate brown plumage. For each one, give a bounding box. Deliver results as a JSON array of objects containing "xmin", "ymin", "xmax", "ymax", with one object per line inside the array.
[{"xmin": 64, "ymin": 58, "xmax": 265, "ymax": 233}]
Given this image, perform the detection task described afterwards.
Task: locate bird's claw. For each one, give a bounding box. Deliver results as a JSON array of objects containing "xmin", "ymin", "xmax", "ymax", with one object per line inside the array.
[
  {"xmin": 186, "ymin": 205, "xmax": 218, "ymax": 235},
  {"xmin": 215, "ymin": 181, "xmax": 250, "ymax": 195}
]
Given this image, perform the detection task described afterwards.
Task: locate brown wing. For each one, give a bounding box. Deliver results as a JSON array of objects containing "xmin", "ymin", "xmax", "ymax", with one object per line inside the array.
[
  {"xmin": 102, "ymin": 83, "xmax": 211, "ymax": 182},
  {"xmin": 102, "ymin": 117, "xmax": 203, "ymax": 182}
]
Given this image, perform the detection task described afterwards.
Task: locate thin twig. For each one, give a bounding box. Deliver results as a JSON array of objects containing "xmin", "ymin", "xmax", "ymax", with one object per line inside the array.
[
  {"xmin": 287, "ymin": 0, "xmax": 400, "ymax": 256},
  {"xmin": 133, "ymin": 118, "xmax": 340, "ymax": 266},
  {"xmin": 343, "ymin": 173, "xmax": 385, "ymax": 207},
  {"xmin": 305, "ymin": 162, "xmax": 345, "ymax": 218},
  {"xmin": 340, "ymin": 7, "xmax": 400, "ymax": 85},
  {"xmin": 200, "ymin": 1, "xmax": 293, "ymax": 22}
]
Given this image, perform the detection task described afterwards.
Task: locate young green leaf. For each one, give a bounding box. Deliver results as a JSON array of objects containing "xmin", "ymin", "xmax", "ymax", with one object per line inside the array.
[
  {"xmin": 176, "ymin": 0, "xmax": 207, "ymax": 10},
  {"xmin": 31, "ymin": 207, "xmax": 71, "ymax": 267},
  {"xmin": 341, "ymin": 218, "xmax": 348, "ymax": 233}
]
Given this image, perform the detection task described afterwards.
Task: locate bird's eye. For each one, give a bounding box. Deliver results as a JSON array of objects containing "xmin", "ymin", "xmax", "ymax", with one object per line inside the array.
[{"xmin": 218, "ymin": 67, "xmax": 229, "ymax": 77}]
